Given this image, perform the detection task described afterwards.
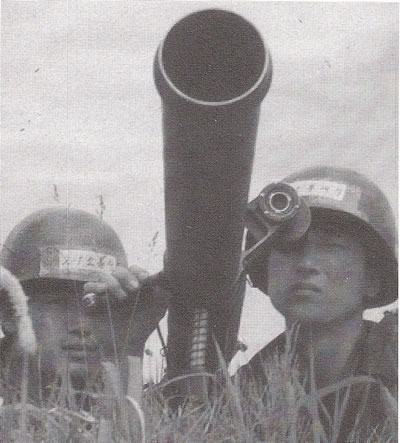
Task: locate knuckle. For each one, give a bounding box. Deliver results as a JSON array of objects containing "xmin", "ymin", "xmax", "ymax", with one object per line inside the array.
[{"xmin": 115, "ymin": 287, "xmax": 128, "ymax": 300}]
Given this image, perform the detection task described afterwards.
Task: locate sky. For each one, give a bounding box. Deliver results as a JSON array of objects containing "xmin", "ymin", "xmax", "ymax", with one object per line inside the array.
[{"xmin": 1, "ymin": 1, "xmax": 398, "ymax": 380}]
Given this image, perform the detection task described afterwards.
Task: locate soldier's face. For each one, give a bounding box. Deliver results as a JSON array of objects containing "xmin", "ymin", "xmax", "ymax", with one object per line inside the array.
[
  {"xmin": 28, "ymin": 286, "xmax": 133, "ymax": 388},
  {"xmin": 266, "ymin": 219, "xmax": 375, "ymax": 325}
]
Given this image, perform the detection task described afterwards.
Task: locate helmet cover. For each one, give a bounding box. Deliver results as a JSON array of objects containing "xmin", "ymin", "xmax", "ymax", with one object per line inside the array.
[{"xmin": 1, "ymin": 207, "xmax": 128, "ymax": 285}]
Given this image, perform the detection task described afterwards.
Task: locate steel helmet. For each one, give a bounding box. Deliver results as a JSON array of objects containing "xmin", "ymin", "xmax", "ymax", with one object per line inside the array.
[
  {"xmin": 247, "ymin": 166, "xmax": 397, "ymax": 309},
  {"xmin": 1, "ymin": 207, "xmax": 128, "ymax": 285}
]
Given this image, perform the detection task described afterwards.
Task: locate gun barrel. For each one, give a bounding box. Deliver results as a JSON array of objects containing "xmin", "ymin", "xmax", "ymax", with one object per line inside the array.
[{"xmin": 154, "ymin": 9, "xmax": 272, "ymax": 385}]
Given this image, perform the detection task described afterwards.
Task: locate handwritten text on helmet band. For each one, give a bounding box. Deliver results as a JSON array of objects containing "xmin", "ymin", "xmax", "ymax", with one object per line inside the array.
[
  {"xmin": 39, "ymin": 247, "xmax": 117, "ymax": 276},
  {"xmin": 291, "ymin": 180, "xmax": 347, "ymax": 201}
]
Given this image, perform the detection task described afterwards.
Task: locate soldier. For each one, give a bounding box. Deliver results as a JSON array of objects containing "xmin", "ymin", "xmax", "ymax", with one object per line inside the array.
[
  {"xmin": 240, "ymin": 166, "xmax": 397, "ymax": 440},
  {"xmin": 83, "ymin": 166, "xmax": 397, "ymax": 438},
  {"xmin": 0, "ymin": 207, "xmax": 167, "ymax": 406}
]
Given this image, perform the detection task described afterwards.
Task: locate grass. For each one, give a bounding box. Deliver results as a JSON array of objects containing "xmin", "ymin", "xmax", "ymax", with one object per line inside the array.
[{"xmin": 0, "ymin": 335, "xmax": 396, "ymax": 443}]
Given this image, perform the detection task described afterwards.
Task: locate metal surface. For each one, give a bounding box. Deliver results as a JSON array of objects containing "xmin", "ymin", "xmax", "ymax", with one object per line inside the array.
[
  {"xmin": 244, "ymin": 183, "xmax": 311, "ymax": 287},
  {"xmin": 154, "ymin": 9, "xmax": 272, "ymax": 390}
]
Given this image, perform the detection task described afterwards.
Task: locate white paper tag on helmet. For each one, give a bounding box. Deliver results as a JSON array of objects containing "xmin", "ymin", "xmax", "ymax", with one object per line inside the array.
[
  {"xmin": 291, "ymin": 180, "xmax": 347, "ymax": 201},
  {"xmin": 40, "ymin": 247, "xmax": 117, "ymax": 276}
]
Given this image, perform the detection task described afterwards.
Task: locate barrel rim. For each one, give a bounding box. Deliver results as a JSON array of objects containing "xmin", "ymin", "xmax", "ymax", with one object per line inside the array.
[{"xmin": 157, "ymin": 9, "xmax": 272, "ymax": 107}]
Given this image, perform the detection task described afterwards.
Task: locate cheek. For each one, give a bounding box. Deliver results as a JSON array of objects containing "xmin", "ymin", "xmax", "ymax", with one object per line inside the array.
[
  {"xmin": 324, "ymin": 256, "xmax": 366, "ymax": 286},
  {"xmin": 90, "ymin": 317, "xmax": 111, "ymax": 341},
  {"xmin": 30, "ymin": 306, "xmax": 64, "ymax": 342},
  {"xmin": 325, "ymin": 265, "xmax": 352, "ymax": 283},
  {"xmin": 324, "ymin": 260, "xmax": 368, "ymax": 309},
  {"xmin": 267, "ymin": 252, "xmax": 296, "ymax": 291}
]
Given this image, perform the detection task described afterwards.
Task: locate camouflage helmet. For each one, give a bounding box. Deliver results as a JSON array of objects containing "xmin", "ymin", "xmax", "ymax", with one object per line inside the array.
[
  {"xmin": 1, "ymin": 207, "xmax": 128, "ymax": 285},
  {"xmin": 247, "ymin": 166, "xmax": 397, "ymax": 309}
]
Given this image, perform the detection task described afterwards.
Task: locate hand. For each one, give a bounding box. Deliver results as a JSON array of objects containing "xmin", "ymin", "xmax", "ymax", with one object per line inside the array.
[
  {"xmin": 0, "ymin": 266, "xmax": 36, "ymax": 354},
  {"xmin": 82, "ymin": 264, "xmax": 151, "ymax": 305},
  {"xmin": 82, "ymin": 264, "xmax": 170, "ymax": 323},
  {"xmin": 82, "ymin": 265, "xmax": 169, "ymax": 357}
]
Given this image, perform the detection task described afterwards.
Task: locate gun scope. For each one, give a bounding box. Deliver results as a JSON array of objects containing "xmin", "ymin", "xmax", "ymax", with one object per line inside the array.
[
  {"xmin": 257, "ymin": 182, "xmax": 301, "ymax": 223},
  {"xmin": 244, "ymin": 182, "xmax": 311, "ymax": 268}
]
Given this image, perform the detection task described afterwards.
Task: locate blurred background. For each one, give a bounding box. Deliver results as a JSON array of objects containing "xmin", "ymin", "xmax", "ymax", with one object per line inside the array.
[{"xmin": 2, "ymin": 1, "xmax": 398, "ymax": 381}]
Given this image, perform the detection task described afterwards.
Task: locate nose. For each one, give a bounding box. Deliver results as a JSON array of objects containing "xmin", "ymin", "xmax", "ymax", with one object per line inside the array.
[
  {"xmin": 68, "ymin": 322, "xmax": 93, "ymax": 339},
  {"xmin": 295, "ymin": 240, "xmax": 320, "ymax": 276}
]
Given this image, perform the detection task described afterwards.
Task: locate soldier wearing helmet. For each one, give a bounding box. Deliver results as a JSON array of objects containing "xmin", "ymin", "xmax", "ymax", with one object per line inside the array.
[
  {"xmin": 239, "ymin": 166, "xmax": 397, "ymax": 440},
  {"xmin": 0, "ymin": 207, "xmax": 167, "ymax": 405},
  {"xmin": 82, "ymin": 166, "xmax": 397, "ymax": 438}
]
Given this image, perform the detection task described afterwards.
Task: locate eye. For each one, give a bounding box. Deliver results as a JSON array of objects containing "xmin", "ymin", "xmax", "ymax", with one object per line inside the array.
[
  {"xmin": 273, "ymin": 235, "xmax": 307, "ymax": 254},
  {"xmin": 322, "ymin": 239, "xmax": 349, "ymax": 251},
  {"xmin": 30, "ymin": 296, "xmax": 50, "ymax": 305},
  {"xmin": 32, "ymin": 295, "xmax": 68, "ymax": 306},
  {"xmin": 81, "ymin": 298, "xmax": 109, "ymax": 315}
]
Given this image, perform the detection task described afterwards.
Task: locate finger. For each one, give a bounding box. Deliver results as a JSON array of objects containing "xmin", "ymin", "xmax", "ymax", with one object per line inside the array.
[
  {"xmin": 83, "ymin": 281, "xmax": 108, "ymax": 295},
  {"xmin": 82, "ymin": 293, "xmax": 98, "ymax": 308},
  {"xmin": 112, "ymin": 267, "xmax": 139, "ymax": 292},
  {"xmin": 84, "ymin": 274, "xmax": 127, "ymax": 301},
  {"xmin": 99, "ymin": 272, "xmax": 128, "ymax": 300},
  {"xmin": 127, "ymin": 264, "xmax": 149, "ymax": 282}
]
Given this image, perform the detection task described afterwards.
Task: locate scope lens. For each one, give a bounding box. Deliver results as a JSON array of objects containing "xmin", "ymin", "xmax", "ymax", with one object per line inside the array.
[{"xmin": 269, "ymin": 192, "xmax": 291, "ymax": 213}]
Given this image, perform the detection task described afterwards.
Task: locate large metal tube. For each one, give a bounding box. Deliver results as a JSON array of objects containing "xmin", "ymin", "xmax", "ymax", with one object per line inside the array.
[{"xmin": 154, "ymin": 9, "xmax": 272, "ymax": 392}]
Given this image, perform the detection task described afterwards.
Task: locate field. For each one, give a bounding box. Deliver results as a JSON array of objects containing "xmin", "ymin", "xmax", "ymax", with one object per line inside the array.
[{"xmin": 0, "ymin": 334, "xmax": 396, "ymax": 443}]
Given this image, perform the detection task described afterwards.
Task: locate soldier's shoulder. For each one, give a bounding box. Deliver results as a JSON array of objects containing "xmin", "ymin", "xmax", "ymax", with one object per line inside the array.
[
  {"xmin": 235, "ymin": 332, "xmax": 286, "ymax": 383},
  {"xmin": 363, "ymin": 312, "xmax": 398, "ymax": 386}
]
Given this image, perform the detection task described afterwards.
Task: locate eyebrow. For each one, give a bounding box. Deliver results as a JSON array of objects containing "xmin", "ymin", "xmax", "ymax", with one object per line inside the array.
[{"xmin": 310, "ymin": 220, "xmax": 348, "ymax": 236}]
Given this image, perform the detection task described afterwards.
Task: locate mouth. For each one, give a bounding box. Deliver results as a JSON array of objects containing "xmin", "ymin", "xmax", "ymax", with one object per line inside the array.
[
  {"xmin": 61, "ymin": 342, "xmax": 99, "ymax": 359},
  {"xmin": 289, "ymin": 282, "xmax": 321, "ymax": 299}
]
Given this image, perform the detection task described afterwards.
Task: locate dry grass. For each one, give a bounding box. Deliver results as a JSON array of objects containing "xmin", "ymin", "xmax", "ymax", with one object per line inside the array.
[{"xmin": 0, "ymin": 339, "xmax": 395, "ymax": 443}]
